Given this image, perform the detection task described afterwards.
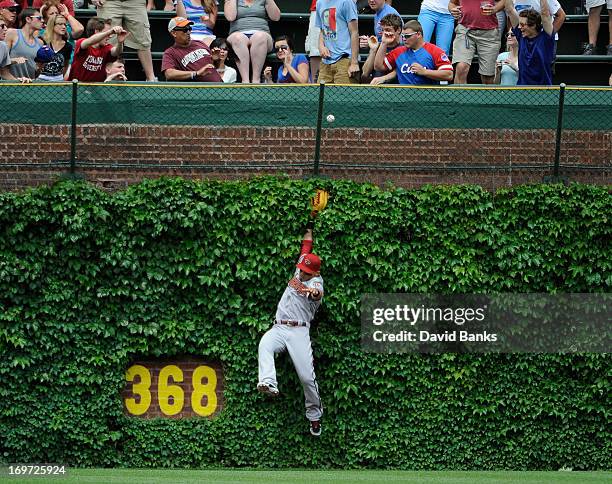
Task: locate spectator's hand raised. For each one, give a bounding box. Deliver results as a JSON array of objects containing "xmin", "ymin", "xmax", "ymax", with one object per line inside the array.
[
  {"xmin": 263, "ymin": 66, "xmax": 272, "ymax": 81},
  {"xmin": 113, "ymin": 27, "xmax": 130, "ymax": 43},
  {"xmin": 58, "ymin": 3, "xmax": 70, "ymax": 17},
  {"xmin": 13, "ymin": 56, "xmax": 27, "ymax": 65},
  {"xmin": 380, "ymin": 30, "xmax": 395, "ymax": 45},
  {"xmin": 367, "ymin": 35, "xmax": 378, "ymax": 50},
  {"xmin": 359, "ymin": 35, "xmax": 369, "ymax": 49},
  {"xmin": 91, "ymin": 0, "xmax": 105, "ymax": 7},
  {"xmin": 211, "ymin": 47, "xmax": 221, "ymax": 61},
  {"xmin": 283, "ymin": 50, "xmax": 293, "ymax": 67}
]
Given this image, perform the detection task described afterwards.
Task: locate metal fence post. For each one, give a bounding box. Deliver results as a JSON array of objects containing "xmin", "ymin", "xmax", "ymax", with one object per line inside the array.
[
  {"xmin": 312, "ymin": 81, "xmax": 326, "ymax": 177},
  {"xmin": 552, "ymin": 83, "xmax": 566, "ymax": 180},
  {"xmin": 70, "ymin": 79, "xmax": 78, "ymax": 175}
]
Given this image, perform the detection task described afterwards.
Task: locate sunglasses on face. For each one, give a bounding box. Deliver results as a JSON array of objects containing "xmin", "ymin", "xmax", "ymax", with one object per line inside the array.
[
  {"xmin": 275, "ymin": 45, "xmax": 289, "ymax": 52},
  {"xmin": 401, "ymin": 32, "xmax": 418, "ymax": 40},
  {"xmin": 507, "ymin": 32, "xmax": 515, "ymax": 37},
  {"xmin": 173, "ymin": 26, "xmax": 192, "ymax": 32},
  {"xmin": 29, "ymin": 15, "xmax": 43, "ymax": 20}
]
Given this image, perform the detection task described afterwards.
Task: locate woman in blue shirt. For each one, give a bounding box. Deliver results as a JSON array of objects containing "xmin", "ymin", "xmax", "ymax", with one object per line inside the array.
[{"xmin": 263, "ymin": 35, "xmax": 310, "ymax": 83}]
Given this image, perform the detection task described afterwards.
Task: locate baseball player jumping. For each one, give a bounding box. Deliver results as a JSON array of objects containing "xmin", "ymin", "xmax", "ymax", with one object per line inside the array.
[{"xmin": 257, "ymin": 227, "xmax": 324, "ymax": 436}]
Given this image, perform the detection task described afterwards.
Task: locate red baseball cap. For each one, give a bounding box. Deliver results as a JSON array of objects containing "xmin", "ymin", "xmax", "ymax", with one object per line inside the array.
[
  {"xmin": 0, "ymin": 0, "xmax": 19, "ymax": 8},
  {"xmin": 296, "ymin": 253, "xmax": 321, "ymax": 275}
]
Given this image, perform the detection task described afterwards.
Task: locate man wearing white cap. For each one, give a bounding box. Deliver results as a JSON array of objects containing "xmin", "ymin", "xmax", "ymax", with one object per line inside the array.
[{"xmin": 161, "ymin": 17, "xmax": 222, "ymax": 82}]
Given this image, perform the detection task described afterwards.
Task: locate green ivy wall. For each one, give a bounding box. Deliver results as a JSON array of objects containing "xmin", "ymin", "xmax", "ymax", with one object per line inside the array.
[{"xmin": 0, "ymin": 178, "xmax": 609, "ymax": 469}]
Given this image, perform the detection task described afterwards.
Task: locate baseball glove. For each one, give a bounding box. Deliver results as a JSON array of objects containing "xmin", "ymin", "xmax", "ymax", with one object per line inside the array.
[
  {"xmin": 306, "ymin": 189, "xmax": 329, "ymax": 229},
  {"xmin": 310, "ymin": 189, "xmax": 329, "ymax": 214}
]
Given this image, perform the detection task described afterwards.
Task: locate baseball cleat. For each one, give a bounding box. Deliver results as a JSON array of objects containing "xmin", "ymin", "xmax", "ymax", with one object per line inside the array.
[
  {"xmin": 309, "ymin": 420, "xmax": 321, "ymax": 436},
  {"xmin": 257, "ymin": 382, "xmax": 280, "ymax": 397}
]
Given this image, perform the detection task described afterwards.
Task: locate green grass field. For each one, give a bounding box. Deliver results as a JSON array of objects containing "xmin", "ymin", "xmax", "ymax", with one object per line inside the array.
[{"xmin": 4, "ymin": 469, "xmax": 611, "ymax": 484}]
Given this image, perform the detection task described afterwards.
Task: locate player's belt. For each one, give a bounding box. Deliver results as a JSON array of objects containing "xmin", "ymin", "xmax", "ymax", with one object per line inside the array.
[{"xmin": 275, "ymin": 320, "xmax": 308, "ymax": 327}]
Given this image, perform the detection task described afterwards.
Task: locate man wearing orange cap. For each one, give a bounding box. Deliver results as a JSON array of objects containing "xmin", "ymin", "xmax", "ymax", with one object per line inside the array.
[
  {"xmin": 257, "ymin": 227, "xmax": 324, "ymax": 436},
  {"xmin": 162, "ymin": 17, "xmax": 221, "ymax": 82}
]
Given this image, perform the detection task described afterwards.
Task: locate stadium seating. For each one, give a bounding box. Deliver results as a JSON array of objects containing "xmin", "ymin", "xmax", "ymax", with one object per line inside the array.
[{"xmin": 74, "ymin": 0, "xmax": 612, "ymax": 84}]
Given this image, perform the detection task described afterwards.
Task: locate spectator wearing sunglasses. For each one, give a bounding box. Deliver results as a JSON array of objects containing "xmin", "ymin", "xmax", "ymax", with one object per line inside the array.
[
  {"xmin": 263, "ymin": 35, "xmax": 309, "ymax": 83},
  {"xmin": 210, "ymin": 36, "xmax": 237, "ymax": 82},
  {"xmin": 0, "ymin": 0, "xmax": 18, "ymax": 29},
  {"xmin": 495, "ymin": 29, "xmax": 519, "ymax": 85},
  {"xmin": 506, "ymin": 0, "xmax": 555, "ymax": 84},
  {"xmin": 374, "ymin": 19, "xmax": 453, "ymax": 85},
  {"xmin": 4, "ymin": 8, "xmax": 44, "ymax": 80},
  {"xmin": 39, "ymin": 1, "xmax": 84, "ymax": 40},
  {"xmin": 0, "ymin": 16, "xmax": 30, "ymax": 81},
  {"xmin": 162, "ymin": 17, "xmax": 222, "ymax": 82}
]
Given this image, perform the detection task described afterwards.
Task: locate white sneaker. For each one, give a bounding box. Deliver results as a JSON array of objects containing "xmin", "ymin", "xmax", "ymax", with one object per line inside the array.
[{"xmin": 257, "ymin": 382, "xmax": 279, "ymax": 397}]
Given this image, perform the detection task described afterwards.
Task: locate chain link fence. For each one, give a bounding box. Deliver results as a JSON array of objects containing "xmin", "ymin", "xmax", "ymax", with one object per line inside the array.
[{"xmin": 1, "ymin": 81, "xmax": 611, "ymax": 189}]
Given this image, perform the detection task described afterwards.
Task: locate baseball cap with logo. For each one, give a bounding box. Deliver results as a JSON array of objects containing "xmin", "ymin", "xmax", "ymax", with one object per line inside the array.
[
  {"xmin": 296, "ymin": 253, "xmax": 321, "ymax": 275},
  {"xmin": 0, "ymin": 0, "xmax": 19, "ymax": 8},
  {"xmin": 168, "ymin": 16, "xmax": 193, "ymax": 32}
]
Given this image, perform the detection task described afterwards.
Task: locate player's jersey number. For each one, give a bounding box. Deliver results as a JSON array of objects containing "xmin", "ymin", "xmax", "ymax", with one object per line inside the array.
[{"xmin": 124, "ymin": 363, "xmax": 219, "ymax": 417}]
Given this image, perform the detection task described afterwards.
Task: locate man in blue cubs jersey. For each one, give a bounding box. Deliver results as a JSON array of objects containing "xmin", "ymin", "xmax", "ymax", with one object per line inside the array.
[{"xmin": 374, "ymin": 19, "xmax": 453, "ymax": 85}]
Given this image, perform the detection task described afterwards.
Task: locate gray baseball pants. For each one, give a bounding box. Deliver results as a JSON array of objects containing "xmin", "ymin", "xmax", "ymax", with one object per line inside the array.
[{"xmin": 258, "ymin": 324, "xmax": 323, "ymax": 421}]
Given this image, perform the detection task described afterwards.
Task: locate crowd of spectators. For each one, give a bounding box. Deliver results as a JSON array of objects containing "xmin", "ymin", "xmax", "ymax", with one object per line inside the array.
[{"xmin": 0, "ymin": 0, "xmax": 610, "ymax": 85}]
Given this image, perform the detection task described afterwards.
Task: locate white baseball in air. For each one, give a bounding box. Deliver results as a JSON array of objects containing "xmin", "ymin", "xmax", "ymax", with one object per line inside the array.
[{"xmin": 326, "ymin": 114, "xmax": 335, "ymax": 123}]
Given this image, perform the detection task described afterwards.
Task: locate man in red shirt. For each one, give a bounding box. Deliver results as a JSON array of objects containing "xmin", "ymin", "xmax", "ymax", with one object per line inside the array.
[
  {"xmin": 161, "ymin": 17, "xmax": 222, "ymax": 82},
  {"xmin": 69, "ymin": 17, "xmax": 128, "ymax": 82},
  {"xmin": 448, "ymin": 0, "xmax": 503, "ymax": 84}
]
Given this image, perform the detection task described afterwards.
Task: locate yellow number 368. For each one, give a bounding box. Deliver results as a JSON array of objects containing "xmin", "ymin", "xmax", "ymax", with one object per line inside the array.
[{"xmin": 124, "ymin": 363, "xmax": 218, "ymax": 417}]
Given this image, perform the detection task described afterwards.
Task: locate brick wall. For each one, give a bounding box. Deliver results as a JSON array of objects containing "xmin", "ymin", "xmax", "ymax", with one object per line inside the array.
[{"xmin": 1, "ymin": 124, "xmax": 610, "ymax": 191}]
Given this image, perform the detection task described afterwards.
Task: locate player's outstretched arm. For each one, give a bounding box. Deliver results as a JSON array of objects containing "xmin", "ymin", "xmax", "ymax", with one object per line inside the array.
[{"xmin": 300, "ymin": 229, "xmax": 314, "ymax": 257}]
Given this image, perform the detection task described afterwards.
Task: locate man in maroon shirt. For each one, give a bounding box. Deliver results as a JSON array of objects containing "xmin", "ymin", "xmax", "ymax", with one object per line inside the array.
[
  {"xmin": 161, "ymin": 17, "xmax": 222, "ymax": 82},
  {"xmin": 69, "ymin": 17, "xmax": 128, "ymax": 82}
]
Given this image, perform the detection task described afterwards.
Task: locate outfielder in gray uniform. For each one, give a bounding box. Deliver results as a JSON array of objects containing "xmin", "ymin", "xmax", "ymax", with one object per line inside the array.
[{"xmin": 257, "ymin": 228, "xmax": 324, "ymax": 436}]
